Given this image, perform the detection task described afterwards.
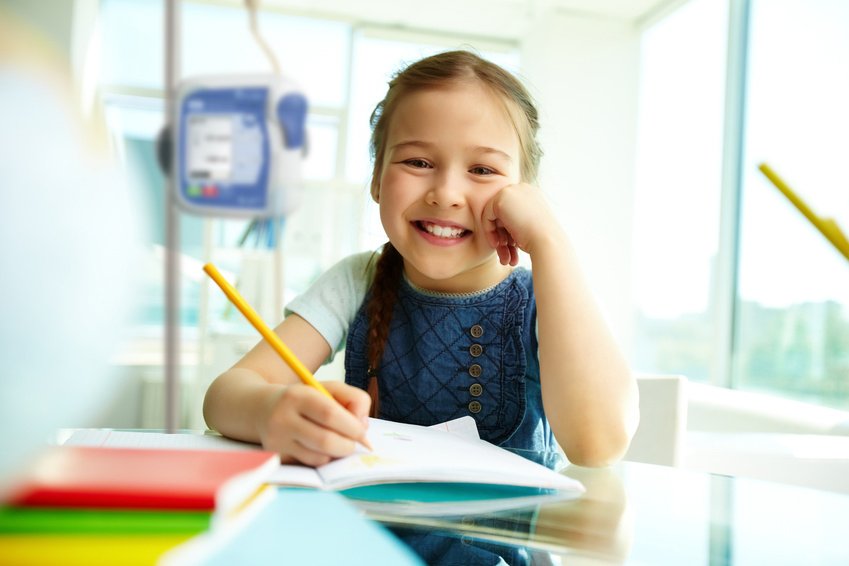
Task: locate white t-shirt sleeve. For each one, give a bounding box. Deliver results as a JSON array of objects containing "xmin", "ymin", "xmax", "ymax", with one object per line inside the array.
[{"xmin": 284, "ymin": 251, "xmax": 377, "ymax": 363}]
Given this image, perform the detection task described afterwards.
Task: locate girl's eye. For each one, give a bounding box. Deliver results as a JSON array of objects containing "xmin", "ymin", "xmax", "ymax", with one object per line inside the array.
[
  {"xmin": 403, "ymin": 159, "xmax": 431, "ymax": 169},
  {"xmin": 470, "ymin": 166, "xmax": 496, "ymax": 176}
]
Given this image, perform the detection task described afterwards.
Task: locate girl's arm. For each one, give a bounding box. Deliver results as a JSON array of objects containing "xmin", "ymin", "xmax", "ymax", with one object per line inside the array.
[
  {"xmin": 484, "ymin": 184, "xmax": 639, "ymax": 467},
  {"xmin": 203, "ymin": 314, "xmax": 371, "ymax": 466}
]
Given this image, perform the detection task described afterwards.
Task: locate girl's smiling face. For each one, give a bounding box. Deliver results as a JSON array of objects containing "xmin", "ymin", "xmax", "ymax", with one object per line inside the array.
[{"xmin": 375, "ymin": 81, "xmax": 522, "ymax": 293}]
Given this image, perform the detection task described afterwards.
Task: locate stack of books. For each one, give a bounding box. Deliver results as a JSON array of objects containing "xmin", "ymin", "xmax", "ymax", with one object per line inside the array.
[
  {"xmin": 0, "ymin": 418, "xmax": 586, "ymax": 564},
  {"xmin": 0, "ymin": 444, "xmax": 279, "ymax": 565}
]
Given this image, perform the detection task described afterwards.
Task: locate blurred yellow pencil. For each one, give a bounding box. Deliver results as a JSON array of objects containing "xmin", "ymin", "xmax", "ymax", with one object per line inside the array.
[
  {"xmin": 203, "ymin": 262, "xmax": 373, "ymax": 451},
  {"xmin": 759, "ymin": 163, "xmax": 849, "ymax": 262}
]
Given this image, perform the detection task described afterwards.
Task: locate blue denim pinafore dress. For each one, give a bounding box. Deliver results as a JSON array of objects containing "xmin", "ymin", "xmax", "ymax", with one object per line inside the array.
[{"xmin": 344, "ymin": 268, "xmax": 555, "ymax": 452}]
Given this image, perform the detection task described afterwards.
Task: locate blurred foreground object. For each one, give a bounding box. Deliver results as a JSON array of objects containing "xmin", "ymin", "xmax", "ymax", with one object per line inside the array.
[{"xmin": 0, "ymin": 9, "xmax": 143, "ymax": 496}]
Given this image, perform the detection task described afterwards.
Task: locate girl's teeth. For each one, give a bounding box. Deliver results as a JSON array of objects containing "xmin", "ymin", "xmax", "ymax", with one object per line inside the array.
[{"xmin": 424, "ymin": 223, "xmax": 464, "ymax": 238}]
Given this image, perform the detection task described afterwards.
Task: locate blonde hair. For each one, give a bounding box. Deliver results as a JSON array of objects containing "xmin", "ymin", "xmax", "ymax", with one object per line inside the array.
[{"xmin": 364, "ymin": 50, "xmax": 542, "ymax": 409}]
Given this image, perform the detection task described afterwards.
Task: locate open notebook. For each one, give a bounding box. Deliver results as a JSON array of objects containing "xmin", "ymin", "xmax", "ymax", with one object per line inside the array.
[{"xmin": 269, "ymin": 419, "xmax": 580, "ymax": 492}]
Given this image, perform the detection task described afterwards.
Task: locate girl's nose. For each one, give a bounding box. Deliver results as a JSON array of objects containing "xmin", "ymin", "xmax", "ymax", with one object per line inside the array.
[{"xmin": 425, "ymin": 170, "xmax": 464, "ymax": 208}]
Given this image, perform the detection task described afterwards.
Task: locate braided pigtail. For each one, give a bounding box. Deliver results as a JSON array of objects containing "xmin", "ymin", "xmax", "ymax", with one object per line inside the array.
[{"xmin": 365, "ymin": 242, "xmax": 403, "ymax": 417}]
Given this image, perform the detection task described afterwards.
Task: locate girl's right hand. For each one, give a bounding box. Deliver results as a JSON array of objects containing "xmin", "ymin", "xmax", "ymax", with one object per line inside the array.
[{"xmin": 257, "ymin": 380, "xmax": 372, "ymax": 467}]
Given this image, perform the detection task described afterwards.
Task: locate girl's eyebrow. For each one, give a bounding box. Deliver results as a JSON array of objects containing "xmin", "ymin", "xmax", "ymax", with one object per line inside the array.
[
  {"xmin": 390, "ymin": 140, "xmax": 513, "ymax": 162},
  {"xmin": 389, "ymin": 140, "xmax": 434, "ymax": 152},
  {"xmin": 471, "ymin": 146, "xmax": 513, "ymax": 163}
]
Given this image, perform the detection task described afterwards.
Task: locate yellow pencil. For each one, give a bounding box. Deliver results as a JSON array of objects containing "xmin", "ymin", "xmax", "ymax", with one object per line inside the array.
[
  {"xmin": 758, "ymin": 163, "xmax": 849, "ymax": 263},
  {"xmin": 203, "ymin": 262, "xmax": 373, "ymax": 451}
]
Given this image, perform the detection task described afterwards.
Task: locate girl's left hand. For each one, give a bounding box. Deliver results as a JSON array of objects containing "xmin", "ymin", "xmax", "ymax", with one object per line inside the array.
[{"xmin": 482, "ymin": 183, "xmax": 557, "ymax": 266}]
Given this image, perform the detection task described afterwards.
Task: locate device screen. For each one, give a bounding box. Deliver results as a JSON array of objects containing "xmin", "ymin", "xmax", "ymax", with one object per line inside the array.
[{"xmin": 187, "ymin": 114, "xmax": 233, "ymax": 182}]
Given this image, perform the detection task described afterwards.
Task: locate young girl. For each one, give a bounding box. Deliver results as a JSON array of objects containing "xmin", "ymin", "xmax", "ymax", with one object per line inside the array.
[{"xmin": 203, "ymin": 50, "xmax": 639, "ymax": 468}]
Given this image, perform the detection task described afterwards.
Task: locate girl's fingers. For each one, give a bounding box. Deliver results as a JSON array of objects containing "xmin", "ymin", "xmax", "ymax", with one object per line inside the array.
[
  {"xmin": 296, "ymin": 417, "xmax": 359, "ymax": 457},
  {"xmin": 496, "ymin": 244, "xmax": 510, "ymax": 265},
  {"xmin": 302, "ymin": 418, "xmax": 362, "ymax": 453},
  {"xmin": 265, "ymin": 384, "xmax": 369, "ymax": 465},
  {"xmin": 482, "ymin": 198, "xmax": 504, "ymax": 249},
  {"xmin": 497, "ymin": 223, "xmax": 510, "ymax": 246},
  {"xmin": 297, "ymin": 386, "xmax": 368, "ymax": 449},
  {"xmin": 281, "ymin": 440, "xmax": 333, "ymax": 467},
  {"xmin": 496, "ymin": 244, "xmax": 519, "ymax": 266},
  {"xmin": 324, "ymin": 380, "xmax": 372, "ymax": 423},
  {"xmin": 508, "ymin": 244, "xmax": 519, "ymax": 266},
  {"xmin": 492, "ymin": 220, "xmax": 519, "ymax": 265},
  {"xmin": 484, "ymin": 218, "xmax": 500, "ymax": 249}
]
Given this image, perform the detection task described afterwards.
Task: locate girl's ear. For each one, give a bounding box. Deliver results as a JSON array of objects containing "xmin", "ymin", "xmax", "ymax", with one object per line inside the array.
[{"xmin": 370, "ymin": 158, "xmax": 383, "ymax": 202}]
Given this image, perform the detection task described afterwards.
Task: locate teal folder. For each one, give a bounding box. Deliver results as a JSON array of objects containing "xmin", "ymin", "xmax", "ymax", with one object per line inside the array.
[{"xmin": 341, "ymin": 482, "xmax": 578, "ymax": 517}]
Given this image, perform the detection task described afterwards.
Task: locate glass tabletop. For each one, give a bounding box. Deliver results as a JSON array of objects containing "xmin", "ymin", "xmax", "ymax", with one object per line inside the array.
[{"xmin": 349, "ymin": 459, "xmax": 849, "ymax": 565}]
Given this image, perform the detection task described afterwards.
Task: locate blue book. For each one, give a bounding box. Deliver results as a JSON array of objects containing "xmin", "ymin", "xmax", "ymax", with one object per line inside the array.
[{"xmin": 161, "ymin": 488, "xmax": 423, "ymax": 566}]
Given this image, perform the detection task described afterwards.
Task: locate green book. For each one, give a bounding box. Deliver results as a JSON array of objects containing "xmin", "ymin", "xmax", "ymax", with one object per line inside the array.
[{"xmin": 0, "ymin": 506, "xmax": 211, "ymax": 534}]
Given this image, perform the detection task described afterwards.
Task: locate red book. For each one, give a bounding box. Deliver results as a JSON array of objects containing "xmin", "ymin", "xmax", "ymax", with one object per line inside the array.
[{"xmin": 8, "ymin": 445, "xmax": 279, "ymax": 513}]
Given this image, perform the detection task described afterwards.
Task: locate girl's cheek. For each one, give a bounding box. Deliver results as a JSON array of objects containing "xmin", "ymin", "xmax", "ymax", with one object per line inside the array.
[{"xmin": 476, "ymin": 185, "xmax": 502, "ymax": 209}]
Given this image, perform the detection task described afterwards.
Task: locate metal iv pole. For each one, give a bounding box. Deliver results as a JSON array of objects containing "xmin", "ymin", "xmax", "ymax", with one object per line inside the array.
[{"xmin": 164, "ymin": 0, "xmax": 180, "ymax": 433}]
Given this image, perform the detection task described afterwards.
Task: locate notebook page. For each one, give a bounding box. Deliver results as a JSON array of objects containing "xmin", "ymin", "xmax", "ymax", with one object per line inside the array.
[{"xmin": 63, "ymin": 430, "xmax": 261, "ymax": 451}]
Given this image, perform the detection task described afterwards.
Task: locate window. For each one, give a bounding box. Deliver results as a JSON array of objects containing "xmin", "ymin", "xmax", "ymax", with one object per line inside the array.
[
  {"xmin": 634, "ymin": 0, "xmax": 849, "ymax": 410},
  {"xmin": 632, "ymin": 0, "xmax": 729, "ymax": 382},
  {"xmin": 736, "ymin": 0, "xmax": 849, "ymax": 408},
  {"xmin": 97, "ymin": 0, "xmax": 519, "ymax": 340}
]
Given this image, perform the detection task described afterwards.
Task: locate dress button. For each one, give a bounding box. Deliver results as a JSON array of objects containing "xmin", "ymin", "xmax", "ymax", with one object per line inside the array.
[
  {"xmin": 469, "ymin": 383, "xmax": 483, "ymax": 397},
  {"xmin": 469, "ymin": 343, "xmax": 483, "ymax": 357},
  {"xmin": 468, "ymin": 364, "xmax": 482, "ymax": 378},
  {"xmin": 470, "ymin": 324, "xmax": 484, "ymax": 338},
  {"xmin": 468, "ymin": 400, "xmax": 482, "ymax": 414}
]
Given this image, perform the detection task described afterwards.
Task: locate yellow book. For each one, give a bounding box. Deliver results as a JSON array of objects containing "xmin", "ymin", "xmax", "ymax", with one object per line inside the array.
[{"xmin": 0, "ymin": 534, "xmax": 192, "ymax": 566}]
